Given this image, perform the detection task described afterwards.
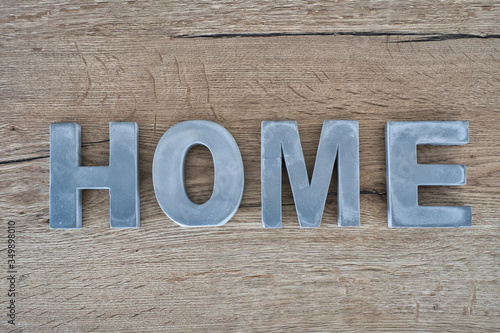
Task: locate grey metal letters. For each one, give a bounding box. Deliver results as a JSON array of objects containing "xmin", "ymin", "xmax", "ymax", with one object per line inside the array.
[
  {"xmin": 261, "ymin": 121, "xmax": 360, "ymax": 228},
  {"xmin": 50, "ymin": 122, "xmax": 140, "ymax": 228},
  {"xmin": 385, "ymin": 121, "xmax": 471, "ymax": 227}
]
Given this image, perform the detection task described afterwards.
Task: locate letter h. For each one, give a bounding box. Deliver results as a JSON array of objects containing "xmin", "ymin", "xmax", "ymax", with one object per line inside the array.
[{"xmin": 50, "ymin": 122, "xmax": 140, "ymax": 228}]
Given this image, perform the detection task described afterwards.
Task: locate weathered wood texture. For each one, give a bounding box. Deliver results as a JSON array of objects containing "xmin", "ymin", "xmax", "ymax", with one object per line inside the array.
[
  {"xmin": 1, "ymin": 1, "xmax": 500, "ymax": 332},
  {"xmin": 2, "ymin": 0, "xmax": 500, "ymax": 36}
]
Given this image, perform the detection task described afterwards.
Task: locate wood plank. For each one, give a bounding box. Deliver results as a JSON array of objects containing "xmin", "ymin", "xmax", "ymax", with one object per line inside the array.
[
  {"xmin": 1, "ymin": 0, "xmax": 499, "ymax": 37},
  {"xmin": 1, "ymin": 2, "xmax": 499, "ymax": 332}
]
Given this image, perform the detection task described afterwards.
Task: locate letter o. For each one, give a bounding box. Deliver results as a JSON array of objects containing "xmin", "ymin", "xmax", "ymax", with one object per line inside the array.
[{"xmin": 153, "ymin": 120, "xmax": 244, "ymax": 226}]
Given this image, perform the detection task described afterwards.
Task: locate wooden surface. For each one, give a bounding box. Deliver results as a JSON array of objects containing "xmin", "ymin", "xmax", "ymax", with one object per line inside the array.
[{"xmin": 1, "ymin": 1, "xmax": 500, "ymax": 332}]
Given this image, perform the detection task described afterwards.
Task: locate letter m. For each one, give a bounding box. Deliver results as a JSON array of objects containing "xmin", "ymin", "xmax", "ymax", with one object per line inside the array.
[{"xmin": 261, "ymin": 121, "xmax": 360, "ymax": 228}]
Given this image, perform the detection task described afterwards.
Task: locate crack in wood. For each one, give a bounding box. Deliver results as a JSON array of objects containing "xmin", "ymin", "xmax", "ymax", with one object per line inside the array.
[
  {"xmin": 173, "ymin": 31, "xmax": 500, "ymax": 42},
  {"xmin": 0, "ymin": 140, "xmax": 110, "ymax": 165},
  {"xmin": 0, "ymin": 155, "xmax": 49, "ymax": 165}
]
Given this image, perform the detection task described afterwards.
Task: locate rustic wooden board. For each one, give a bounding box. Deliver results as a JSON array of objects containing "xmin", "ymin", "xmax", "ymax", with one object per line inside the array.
[{"xmin": 1, "ymin": 1, "xmax": 499, "ymax": 332}]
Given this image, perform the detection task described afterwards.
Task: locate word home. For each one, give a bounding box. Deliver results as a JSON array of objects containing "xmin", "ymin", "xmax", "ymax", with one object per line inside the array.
[{"xmin": 49, "ymin": 120, "xmax": 471, "ymax": 229}]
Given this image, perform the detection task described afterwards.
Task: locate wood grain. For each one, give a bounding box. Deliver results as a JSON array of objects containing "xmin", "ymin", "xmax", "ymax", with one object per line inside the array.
[
  {"xmin": 1, "ymin": 2, "xmax": 499, "ymax": 332},
  {"xmin": 1, "ymin": 0, "xmax": 500, "ymax": 37}
]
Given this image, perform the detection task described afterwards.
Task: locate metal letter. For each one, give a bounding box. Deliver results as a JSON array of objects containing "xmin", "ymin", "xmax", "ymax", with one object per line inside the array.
[
  {"xmin": 261, "ymin": 121, "xmax": 360, "ymax": 228},
  {"xmin": 385, "ymin": 121, "xmax": 471, "ymax": 227},
  {"xmin": 153, "ymin": 120, "xmax": 244, "ymax": 227},
  {"xmin": 50, "ymin": 122, "xmax": 140, "ymax": 228}
]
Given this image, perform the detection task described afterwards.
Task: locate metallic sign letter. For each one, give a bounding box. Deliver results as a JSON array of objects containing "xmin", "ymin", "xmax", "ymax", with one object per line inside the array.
[
  {"xmin": 153, "ymin": 120, "xmax": 244, "ymax": 227},
  {"xmin": 385, "ymin": 121, "xmax": 471, "ymax": 227},
  {"xmin": 261, "ymin": 121, "xmax": 360, "ymax": 228},
  {"xmin": 50, "ymin": 122, "xmax": 140, "ymax": 228}
]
